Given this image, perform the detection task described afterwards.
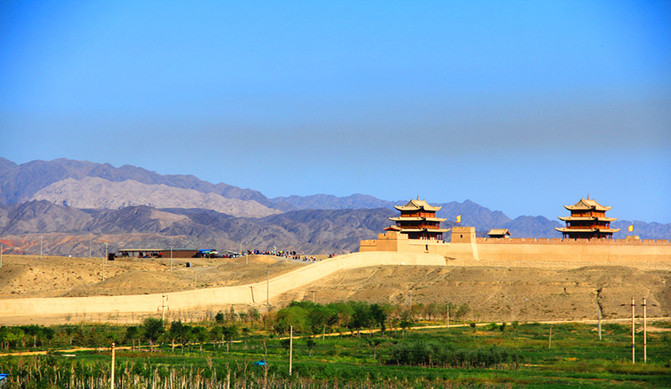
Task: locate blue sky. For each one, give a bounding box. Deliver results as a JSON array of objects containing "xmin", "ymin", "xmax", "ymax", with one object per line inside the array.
[{"xmin": 1, "ymin": 1, "xmax": 670, "ymax": 222}]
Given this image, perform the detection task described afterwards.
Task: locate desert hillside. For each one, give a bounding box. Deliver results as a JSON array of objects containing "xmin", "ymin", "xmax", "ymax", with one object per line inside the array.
[
  {"xmin": 0, "ymin": 255, "xmax": 309, "ymax": 299},
  {"xmin": 276, "ymin": 265, "xmax": 671, "ymax": 322},
  {"xmin": 31, "ymin": 177, "xmax": 280, "ymax": 218},
  {"xmin": 0, "ymin": 254, "xmax": 668, "ymax": 324}
]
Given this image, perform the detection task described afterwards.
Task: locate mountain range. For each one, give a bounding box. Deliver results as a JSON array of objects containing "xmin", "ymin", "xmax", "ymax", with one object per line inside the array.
[{"xmin": 0, "ymin": 158, "xmax": 668, "ymax": 256}]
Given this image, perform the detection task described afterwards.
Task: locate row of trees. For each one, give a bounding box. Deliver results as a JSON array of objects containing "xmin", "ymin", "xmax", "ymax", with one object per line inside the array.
[
  {"xmin": 0, "ymin": 301, "xmax": 472, "ymax": 351},
  {"xmin": 0, "ymin": 325, "xmax": 56, "ymax": 350},
  {"xmin": 271, "ymin": 301, "xmax": 471, "ymax": 337},
  {"xmin": 125, "ymin": 318, "xmax": 241, "ymax": 353},
  {"xmin": 387, "ymin": 341, "xmax": 520, "ymax": 369}
]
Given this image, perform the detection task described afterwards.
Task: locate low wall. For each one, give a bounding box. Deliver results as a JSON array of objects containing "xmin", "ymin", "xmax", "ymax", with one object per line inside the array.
[{"xmin": 0, "ymin": 251, "xmax": 447, "ymax": 325}]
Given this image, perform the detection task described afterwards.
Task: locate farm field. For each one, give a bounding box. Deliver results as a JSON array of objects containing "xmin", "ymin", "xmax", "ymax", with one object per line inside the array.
[{"xmin": 1, "ymin": 302, "xmax": 670, "ymax": 388}]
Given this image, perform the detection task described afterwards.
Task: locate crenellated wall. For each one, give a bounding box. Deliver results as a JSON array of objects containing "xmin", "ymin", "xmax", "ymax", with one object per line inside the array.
[{"xmin": 359, "ymin": 229, "xmax": 671, "ymax": 270}]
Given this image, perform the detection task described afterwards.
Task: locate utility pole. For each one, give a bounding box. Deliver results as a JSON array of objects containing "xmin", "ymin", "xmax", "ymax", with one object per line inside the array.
[
  {"xmin": 161, "ymin": 295, "xmax": 167, "ymax": 322},
  {"xmin": 289, "ymin": 325, "xmax": 293, "ymax": 376},
  {"xmin": 266, "ymin": 270, "xmax": 270, "ymax": 306},
  {"xmin": 596, "ymin": 287, "xmax": 603, "ymax": 341},
  {"xmin": 631, "ymin": 297, "xmax": 636, "ymax": 364},
  {"xmin": 110, "ymin": 342, "xmax": 116, "ymax": 389},
  {"xmin": 446, "ymin": 303, "xmax": 450, "ymax": 328},
  {"xmin": 170, "ymin": 247, "xmax": 173, "ymax": 273},
  {"xmin": 597, "ymin": 304, "xmax": 602, "ymax": 341},
  {"xmin": 103, "ymin": 242, "xmax": 108, "ymax": 281},
  {"xmin": 642, "ymin": 297, "xmax": 647, "ymax": 363}
]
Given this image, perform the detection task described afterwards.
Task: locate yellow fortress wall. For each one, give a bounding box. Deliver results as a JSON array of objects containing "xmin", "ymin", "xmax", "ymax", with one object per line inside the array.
[{"xmin": 360, "ymin": 228, "xmax": 671, "ymax": 270}]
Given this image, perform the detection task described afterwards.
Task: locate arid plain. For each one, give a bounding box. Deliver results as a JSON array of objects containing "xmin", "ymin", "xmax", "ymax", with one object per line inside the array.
[{"xmin": 1, "ymin": 253, "xmax": 669, "ymax": 325}]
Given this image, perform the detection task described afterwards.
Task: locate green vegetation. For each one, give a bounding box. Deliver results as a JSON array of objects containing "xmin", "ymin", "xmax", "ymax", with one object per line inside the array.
[{"xmin": 0, "ymin": 301, "xmax": 670, "ymax": 388}]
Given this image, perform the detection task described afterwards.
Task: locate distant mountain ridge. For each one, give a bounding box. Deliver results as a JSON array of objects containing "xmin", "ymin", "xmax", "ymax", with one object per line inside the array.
[
  {"xmin": 31, "ymin": 177, "xmax": 280, "ymax": 218},
  {"xmin": 0, "ymin": 200, "xmax": 394, "ymax": 255},
  {"xmin": 0, "ymin": 157, "xmax": 271, "ymax": 207},
  {"xmin": 0, "ymin": 158, "xmax": 669, "ymax": 257}
]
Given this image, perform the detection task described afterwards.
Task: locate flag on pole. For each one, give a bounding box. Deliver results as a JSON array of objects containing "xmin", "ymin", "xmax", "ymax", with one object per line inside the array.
[
  {"xmin": 628, "ymin": 225, "xmax": 633, "ymax": 232},
  {"xmin": 456, "ymin": 215, "xmax": 461, "ymax": 223}
]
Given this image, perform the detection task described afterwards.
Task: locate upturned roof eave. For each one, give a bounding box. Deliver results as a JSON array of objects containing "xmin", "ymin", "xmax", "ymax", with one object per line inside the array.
[
  {"xmin": 394, "ymin": 199, "xmax": 442, "ymax": 212},
  {"xmin": 563, "ymin": 198, "xmax": 612, "ymax": 212},
  {"xmin": 558, "ymin": 216, "xmax": 618, "ymax": 222},
  {"xmin": 555, "ymin": 227, "xmax": 620, "ymax": 233},
  {"xmin": 389, "ymin": 216, "xmax": 447, "ymax": 222}
]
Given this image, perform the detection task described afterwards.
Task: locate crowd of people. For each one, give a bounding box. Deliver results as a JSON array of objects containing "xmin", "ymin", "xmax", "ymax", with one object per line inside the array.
[{"xmin": 240, "ymin": 249, "xmax": 323, "ymax": 262}]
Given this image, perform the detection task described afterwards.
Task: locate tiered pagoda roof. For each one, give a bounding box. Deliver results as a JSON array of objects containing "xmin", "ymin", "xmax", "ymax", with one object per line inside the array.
[
  {"xmin": 555, "ymin": 198, "xmax": 620, "ymax": 239},
  {"xmin": 386, "ymin": 198, "xmax": 449, "ymax": 240},
  {"xmin": 394, "ymin": 199, "xmax": 443, "ymax": 212}
]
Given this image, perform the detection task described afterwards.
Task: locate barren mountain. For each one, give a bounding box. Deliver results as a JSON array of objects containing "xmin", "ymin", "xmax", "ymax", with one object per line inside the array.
[
  {"xmin": 0, "ymin": 157, "xmax": 272, "ymax": 207},
  {"xmin": 31, "ymin": 177, "xmax": 280, "ymax": 218},
  {"xmin": 0, "ymin": 201, "xmax": 394, "ymax": 256}
]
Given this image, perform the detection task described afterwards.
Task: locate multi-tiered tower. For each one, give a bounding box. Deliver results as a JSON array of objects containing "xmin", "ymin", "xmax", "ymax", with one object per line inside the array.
[
  {"xmin": 385, "ymin": 198, "xmax": 449, "ymax": 240},
  {"xmin": 555, "ymin": 198, "xmax": 620, "ymax": 240}
]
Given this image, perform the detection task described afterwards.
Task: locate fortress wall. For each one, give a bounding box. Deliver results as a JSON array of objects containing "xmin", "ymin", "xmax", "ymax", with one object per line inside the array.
[
  {"xmin": 360, "ymin": 231, "xmax": 671, "ymax": 269},
  {"xmin": 476, "ymin": 237, "xmax": 671, "ymax": 246},
  {"xmin": 0, "ymin": 252, "xmax": 447, "ymax": 324},
  {"xmin": 444, "ymin": 242, "xmax": 671, "ymax": 270}
]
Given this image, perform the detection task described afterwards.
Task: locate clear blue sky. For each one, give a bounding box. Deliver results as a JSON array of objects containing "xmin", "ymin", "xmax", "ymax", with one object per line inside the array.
[{"xmin": 1, "ymin": 1, "xmax": 670, "ymax": 222}]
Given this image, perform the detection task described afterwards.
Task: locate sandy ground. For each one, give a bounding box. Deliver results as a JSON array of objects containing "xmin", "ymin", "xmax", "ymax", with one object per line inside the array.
[
  {"xmin": 0, "ymin": 255, "xmax": 309, "ymax": 298},
  {"xmin": 1, "ymin": 255, "xmax": 669, "ymax": 324},
  {"xmin": 275, "ymin": 265, "xmax": 671, "ymax": 322}
]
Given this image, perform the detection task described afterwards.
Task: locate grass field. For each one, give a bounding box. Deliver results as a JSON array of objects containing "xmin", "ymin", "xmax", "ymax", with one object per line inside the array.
[{"xmin": 1, "ymin": 316, "xmax": 670, "ymax": 388}]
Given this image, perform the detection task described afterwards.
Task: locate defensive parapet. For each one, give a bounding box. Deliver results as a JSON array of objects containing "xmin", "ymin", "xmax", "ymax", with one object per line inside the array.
[{"xmin": 360, "ymin": 226, "xmax": 671, "ymax": 270}]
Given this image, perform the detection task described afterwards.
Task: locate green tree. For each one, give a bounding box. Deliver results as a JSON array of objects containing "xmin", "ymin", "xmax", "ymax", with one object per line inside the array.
[
  {"xmin": 0, "ymin": 327, "xmax": 25, "ymax": 349},
  {"xmin": 274, "ymin": 306, "xmax": 309, "ymax": 335},
  {"xmin": 210, "ymin": 326, "xmax": 223, "ymax": 349},
  {"xmin": 305, "ymin": 337, "xmax": 316, "ymax": 357},
  {"xmin": 222, "ymin": 325, "xmax": 238, "ymax": 353},
  {"xmin": 369, "ymin": 304, "xmax": 387, "ymax": 334},
  {"xmin": 348, "ymin": 301, "xmax": 373, "ymax": 336},
  {"xmin": 20, "ymin": 324, "xmax": 42, "ymax": 348},
  {"xmin": 455, "ymin": 303, "xmax": 471, "ymax": 321},
  {"xmin": 141, "ymin": 318, "xmax": 164, "ymax": 352},
  {"xmin": 499, "ymin": 322, "xmax": 507, "ymax": 334},
  {"xmin": 366, "ymin": 337, "xmax": 383, "ymax": 361},
  {"xmin": 247, "ymin": 308, "xmax": 261, "ymax": 327},
  {"xmin": 511, "ymin": 321, "xmax": 519, "ymax": 339},
  {"xmin": 167, "ymin": 321, "xmax": 184, "ymax": 352},
  {"xmin": 191, "ymin": 326, "xmax": 209, "ymax": 352},
  {"xmin": 125, "ymin": 326, "xmax": 140, "ymax": 351},
  {"xmin": 214, "ymin": 311, "xmax": 225, "ymax": 324},
  {"xmin": 399, "ymin": 311, "xmax": 413, "ymax": 338},
  {"xmin": 42, "ymin": 327, "xmax": 55, "ymax": 347}
]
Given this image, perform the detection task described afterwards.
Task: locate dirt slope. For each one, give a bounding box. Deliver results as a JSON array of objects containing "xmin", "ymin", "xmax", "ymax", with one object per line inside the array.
[
  {"xmin": 275, "ymin": 265, "xmax": 671, "ymax": 322},
  {"xmin": 0, "ymin": 255, "xmax": 308, "ymax": 298},
  {"xmin": 0, "ymin": 254, "xmax": 669, "ymax": 324}
]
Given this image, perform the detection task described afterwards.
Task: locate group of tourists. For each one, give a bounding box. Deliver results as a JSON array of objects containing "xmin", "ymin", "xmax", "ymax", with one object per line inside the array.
[{"xmin": 241, "ymin": 249, "xmax": 321, "ymax": 262}]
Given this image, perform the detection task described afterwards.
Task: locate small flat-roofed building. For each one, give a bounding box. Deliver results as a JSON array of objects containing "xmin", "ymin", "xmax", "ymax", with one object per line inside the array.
[
  {"xmin": 555, "ymin": 198, "xmax": 620, "ymax": 240},
  {"xmin": 385, "ymin": 198, "xmax": 449, "ymax": 240},
  {"xmin": 487, "ymin": 228, "xmax": 511, "ymax": 238}
]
